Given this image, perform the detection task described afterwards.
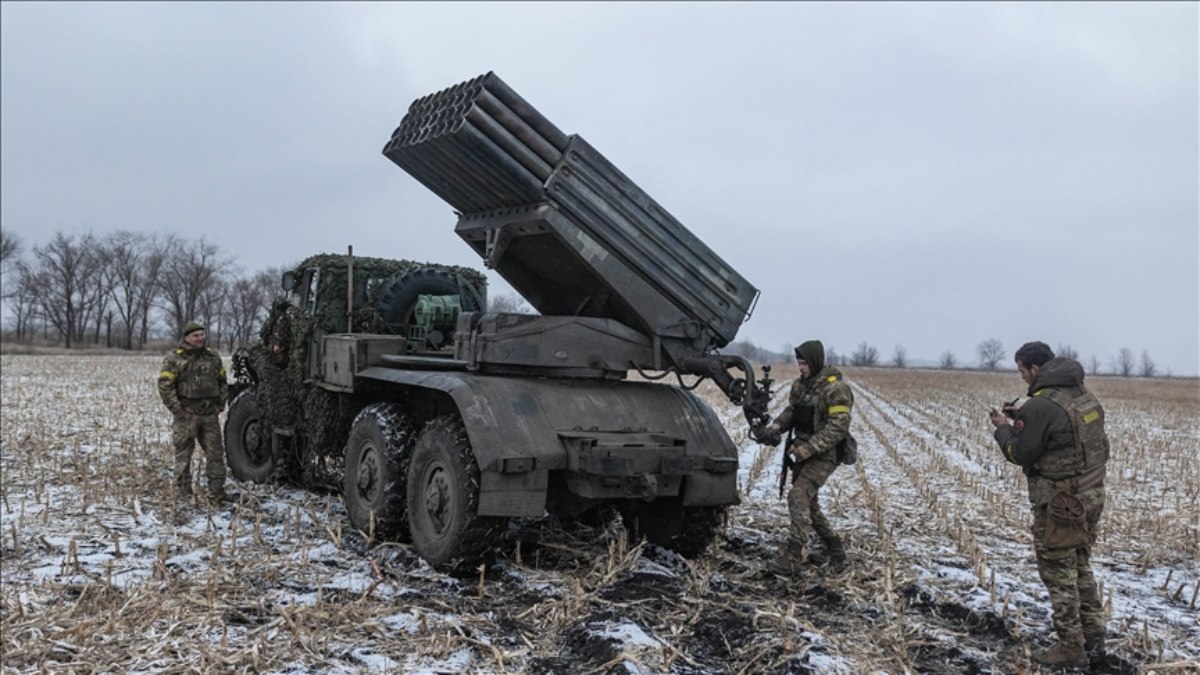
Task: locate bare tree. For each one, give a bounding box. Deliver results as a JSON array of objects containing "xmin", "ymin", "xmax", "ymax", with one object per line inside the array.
[
  {"xmin": 223, "ymin": 267, "xmax": 285, "ymax": 349},
  {"xmin": 1139, "ymin": 350, "xmax": 1157, "ymax": 378},
  {"xmin": 197, "ymin": 277, "xmax": 230, "ymax": 349},
  {"xmin": 225, "ymin": 276, "xmax": 261, "ymax": 350},
  {"xmin": 0, "ymin": 228, "xmax": 20, "ymax": 266},
  {"xmin": 488, "ymin": 291, "xmax": 535, "ymax": 314},
  {"xmin": 1111, "ymin": 348, "xmax": 1135, "ymax": 377},
  {"xmin": 977, "ymin": 338, "xmax": 1005, "ymax": 370},
  {"xmin": 826, "ymin": 346, "xmax": 842, "ymax": 366},
  {"xmin": 28, "ymin": 232, "xmax": 99, "ymax": 348},
  {"xmin": 850, "ymin": 341, "xmax": 879, "ymax": 367},
  {"xmin": 0, "ymin": 229, "xmax": 23, "ymax": 334},
  {"xmin": 136, "ymin": 236, "xmax": 171, "ymax": 349},
  {"xmin": 939, "ymin": 350, "xmax": 957, "ymax": 370},
  {"xmin": 725, "ymin": 339, "xmax": 774, "ymax": 364},
  {"xmin": 101, "ymin": 231, "xmax": 152, "ymax": 349},
  {"xmin": 8, "ymin": 262, "xmax": 41, "ymax": 341},
  {"xmin": 1056, "ymin": 344, "xmax": 1078, "ymax": 361},
  {"xmin": 79, "ymin": 252, "xmax": 114, "ymax": 346},
  {"xmin": 0, "ymin": 229, "xmax": 22, "ymax": 305},
  {"xmin": 1087, "ymin": 355, "xmax": 1102, "ymax": 376},
  {"xmin": 891, "ymin": 344, "xmax": 907, "ymax": 369},
  {"xmin": 158, "ymin": 237, "xmax": 230, "ymax": 339}
]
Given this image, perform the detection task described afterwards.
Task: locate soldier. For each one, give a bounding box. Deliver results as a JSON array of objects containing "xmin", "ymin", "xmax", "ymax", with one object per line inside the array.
[
  {"xmin": 989, "ymin": 341, "xmax": 1108, "ymax": 667},
  {"xmin": 158, "ymin": 321, "xmax": 231, "ymax": 503},
  {"xmin": 758, "ymin": 340, "xmax": 853, "ymax": 576}
]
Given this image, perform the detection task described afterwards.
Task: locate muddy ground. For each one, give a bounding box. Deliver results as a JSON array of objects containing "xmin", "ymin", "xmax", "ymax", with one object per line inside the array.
[{"xmin": 1, "ymin": 356, "xmax": 1196, "ymax": 673}]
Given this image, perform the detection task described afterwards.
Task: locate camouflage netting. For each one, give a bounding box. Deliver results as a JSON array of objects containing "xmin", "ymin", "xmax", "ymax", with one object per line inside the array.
[
  {"xmin": 291, "ymin": 253, "xmax": 487, "ymax": 336},
  {"xmin": 246, "ymin": 255, "xmax": 488, "ymax": 486}
]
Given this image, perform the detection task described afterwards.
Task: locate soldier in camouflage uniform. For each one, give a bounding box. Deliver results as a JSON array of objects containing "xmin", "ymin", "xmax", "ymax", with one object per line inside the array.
[
  {"xmin": 158, "ymin": 321, "xmax": 231, "ymax": 503},
  {"xmin": 760, "ymin": 340, "xmax": 853, "ymax": 576},
  {"xmin": 990, "ymin": 341, "xmax": 1108, "ymax": 667}
]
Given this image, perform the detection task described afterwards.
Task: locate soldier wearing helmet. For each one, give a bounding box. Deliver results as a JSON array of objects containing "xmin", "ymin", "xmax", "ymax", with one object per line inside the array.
[{"xmin": 158, "ymin": 321, "xmax": 231, "ymax": 504}]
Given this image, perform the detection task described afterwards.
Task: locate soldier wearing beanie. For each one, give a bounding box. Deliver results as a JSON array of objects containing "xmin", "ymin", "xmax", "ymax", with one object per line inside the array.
[
  {"xmin": 758, "ymin": 339, "xmax": 856, "ymax": 576},
  {"xmin": 990, "ymin": 341, "xmax": 1110, "ymax": 667},
  {"xmin": 157, "ymin": 321, "xmax": 231, "ymax": 504}
]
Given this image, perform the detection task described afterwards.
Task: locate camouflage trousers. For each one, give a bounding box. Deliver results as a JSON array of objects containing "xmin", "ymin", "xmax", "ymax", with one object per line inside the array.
[
  {"xmin": 1030, "ymin": 480, "xmax": 1106, "ymax": 642},
  {"xmin": 785, "ymin": 456, "xmax": 840, "ymax": 557},
  {"xmin": 172, "ymin": 411, "xmax": 226, "ymax": 491}
]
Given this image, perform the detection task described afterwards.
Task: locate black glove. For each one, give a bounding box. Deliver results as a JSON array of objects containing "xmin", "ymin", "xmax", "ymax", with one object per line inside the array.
[{"xmin": 750, "ymin": 424, "xmax": 781, "ymax": 447}]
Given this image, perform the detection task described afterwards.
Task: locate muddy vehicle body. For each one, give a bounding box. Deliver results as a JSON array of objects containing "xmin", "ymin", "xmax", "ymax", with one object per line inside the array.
[{"xmin": 226, "ymin": 73, "xmax": 771, "ymax": 573}]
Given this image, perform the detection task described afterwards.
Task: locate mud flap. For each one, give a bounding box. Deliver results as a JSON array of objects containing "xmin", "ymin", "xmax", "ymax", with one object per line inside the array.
[
  {"xmin": 682, "ymin": 470, "xmax": 739, "ymax": 507},
  {"xmin": 478, "ymin": 470, "xmax": 548, "ymax": 516}
]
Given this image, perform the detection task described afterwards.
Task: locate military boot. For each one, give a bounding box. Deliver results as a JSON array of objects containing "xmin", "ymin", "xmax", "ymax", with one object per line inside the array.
[
  {"xmin": 766, "ymin": 542, "xmax": 806, "ymax": 577},
  {"xmin": 766, "ymin": 555, "xmax": 802, "ymax": 577},
  {"xmin": 207, "ymin": 481, "xmax": 231, "ymax": 505},
  {"xmin": 1032, "ymin": 632, "xmax": 1086, "ymax": 668},
  {"xmin": 824, "ymin": 535, "xmax": 847, "ymax": 566},
  {"xmin": 804, "ymin": 550, "xmax": 829, "ymax": 566},
  {"xmin": 1084, "ymin": 631, "xmax": 1106, "ymax": 664}
]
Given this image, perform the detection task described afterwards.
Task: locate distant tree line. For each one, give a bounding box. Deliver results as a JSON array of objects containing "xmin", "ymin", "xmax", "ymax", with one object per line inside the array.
[
  {"xmin": 0, "ymin": 228, "xmax": 1176, "ymax": 377},
  {"xmin": 0, "ymin": 228, "xmax": 282, "ymax": 351},
  {"xmin": 721, "ymin": 334, "xmax": 1171, "ymax": 378}
]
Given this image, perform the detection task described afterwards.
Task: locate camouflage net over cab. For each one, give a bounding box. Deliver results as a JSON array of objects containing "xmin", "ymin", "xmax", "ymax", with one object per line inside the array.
[
  {"xmin": 247, "ymin": 255, "xmax": 487, "ymax": 486},
  {"xmin": 291, "ymin": 253, "xmax": 487, "ymax": 336}
]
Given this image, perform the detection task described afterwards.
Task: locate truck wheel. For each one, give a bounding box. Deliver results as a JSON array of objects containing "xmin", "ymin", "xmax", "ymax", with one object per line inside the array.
[
  {"xmin": 407, "ymin": 415, "xmax": 503, "ymax": 574},
  {"xmin": 622, "ymin": 501, "xmax": 725, "ymax": 558},
  {"xmin": 374, "ymin": 268, "xmax": 483, "ymax": 327},
  {"xmin": 343, "ymin": 403, "xmax": 416, "ymax": 541},
  {"xmin": 225, "ymin": 388, "xmax": 273, "ymax": 483}
]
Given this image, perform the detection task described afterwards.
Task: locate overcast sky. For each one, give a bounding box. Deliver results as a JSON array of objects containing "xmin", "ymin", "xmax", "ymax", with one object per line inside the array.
[{"xmin": 2, "ymin": 2, "xmax": 1197, "ymax": 375}]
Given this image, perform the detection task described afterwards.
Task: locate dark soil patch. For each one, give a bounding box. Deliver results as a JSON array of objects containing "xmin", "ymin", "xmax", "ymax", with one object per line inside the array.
[
  {"xmin": 687, "ymin": 608, "xmax": 757, "ymax": 660},
  {"xmin": 599, "ymin": 570, "xmax": 683, "ymax": 603}
]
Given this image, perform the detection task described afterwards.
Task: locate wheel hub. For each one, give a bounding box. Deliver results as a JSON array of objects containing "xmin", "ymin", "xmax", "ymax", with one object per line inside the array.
[
  {"xmin": 423, "ymin": 466, "xmax": 450, "ymax": 535},
  {"xmin": 244, "ymin": 420, "xmax": 267, "ymax": 465},
  {"xmin": 356, "ymin": 447, "xmax": 380, "ymax": 500}
]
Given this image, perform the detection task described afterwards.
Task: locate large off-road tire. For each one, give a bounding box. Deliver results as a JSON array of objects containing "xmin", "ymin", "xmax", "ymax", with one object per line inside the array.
[
  {"xmin": 374, "ymin": 268, "xmax": 483, "ymax": 327},
  {"xmin": 225, "ymin": 388, "xmax": 274, "ymax": 483},
  {"xmin": 622, "ymin": 500, "xmax": 726, "ymax": 557},
  {"xmin": 343, "ymin": 403, "xmax": 417, "ymax": 541},
  {"xmin": 406, "ymin": 415, "xmax": 504, "ymax": 574}
]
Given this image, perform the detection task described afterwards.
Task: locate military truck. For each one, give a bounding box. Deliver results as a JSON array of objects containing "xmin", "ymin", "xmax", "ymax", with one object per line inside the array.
[{"xmin": 225, "ymin": 73, "xmax": 772, "ymax": 574}]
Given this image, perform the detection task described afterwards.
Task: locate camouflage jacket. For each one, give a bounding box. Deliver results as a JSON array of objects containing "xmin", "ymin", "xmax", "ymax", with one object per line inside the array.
[
  {"xmin": 158, "ymin": 342, "xmax": 228, "ymax": 416},
  {"xmin": 994, "ymin": 358, "xmax": 1108, "ymax": 497},
  {"xmin": 770, "ymin": 366, "xmax": 854, "ymax": 462}
]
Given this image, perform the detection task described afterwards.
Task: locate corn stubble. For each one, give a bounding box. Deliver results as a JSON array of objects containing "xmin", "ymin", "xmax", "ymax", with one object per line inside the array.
[{"xmin": 1, "ymin": 355, "xmax": 1196, "ymax": 672}]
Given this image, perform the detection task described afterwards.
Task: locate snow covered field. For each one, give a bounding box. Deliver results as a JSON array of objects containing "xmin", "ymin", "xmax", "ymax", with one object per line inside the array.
[{"xmin": 1, "ymin": 354, "xmax": 1196, "ymax": 673}]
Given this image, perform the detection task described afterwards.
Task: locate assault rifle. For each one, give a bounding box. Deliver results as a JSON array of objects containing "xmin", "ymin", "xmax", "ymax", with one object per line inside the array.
[
  {"xmin": 777, "ymin": 400, "xmax": 817, "ymax": 499},
  {"xmin": 779, "ymin": 426, "xmax": 794, "ymax": 499}
]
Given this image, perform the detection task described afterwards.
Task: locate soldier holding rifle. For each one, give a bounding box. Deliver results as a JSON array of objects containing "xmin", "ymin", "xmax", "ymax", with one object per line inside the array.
[{"xmin": 753, "ymin": 340, "xmax": 855, "ymax": 576}]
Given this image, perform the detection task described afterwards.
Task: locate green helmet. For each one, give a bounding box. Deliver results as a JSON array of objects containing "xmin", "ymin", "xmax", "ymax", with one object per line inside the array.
[{"xmin": 182, "ymin": 321, "xmax": 205, "ymax": 337}]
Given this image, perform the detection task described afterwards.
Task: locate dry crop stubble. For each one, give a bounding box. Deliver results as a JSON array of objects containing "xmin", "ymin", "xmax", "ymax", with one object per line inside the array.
[{"xmin": 1, "ymin": 354, "xmax": 1197, "ymax": 673}]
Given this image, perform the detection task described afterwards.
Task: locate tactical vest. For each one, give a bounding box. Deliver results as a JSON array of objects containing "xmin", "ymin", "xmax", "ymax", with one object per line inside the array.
[
  {"xmin": 1031, "ymin": 386, "xmax": 1110, "ymax": 480},
  {"xmin": 176, "ymin": 349, "xmax": 223, "ymax": 400},
  {"xmin": 791, "ymin": 372, "xmax": 852, "ymax": 462},
  {"xmin": 792, "ymin": 373, "xmax": 842, "ymax": 437},
  {"xmin": 794, "ymin": 396, "xmax": 818, "ymax": 435}
]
